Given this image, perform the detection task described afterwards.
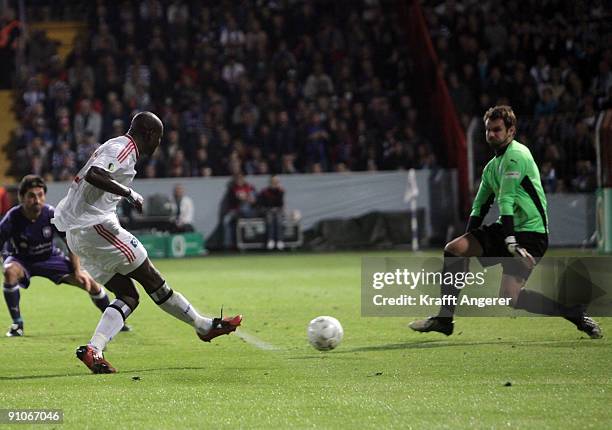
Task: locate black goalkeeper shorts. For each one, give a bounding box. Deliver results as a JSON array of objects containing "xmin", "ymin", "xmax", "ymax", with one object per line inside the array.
[{"xmin": 469, "ymin": 223, "xmax": 548, "ymax": 280}]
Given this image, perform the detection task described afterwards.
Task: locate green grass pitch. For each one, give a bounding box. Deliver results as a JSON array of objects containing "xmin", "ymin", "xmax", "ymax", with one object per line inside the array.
[{"xmin": 0, "ymin": 251, "xmax": 610, "ymax": 429}]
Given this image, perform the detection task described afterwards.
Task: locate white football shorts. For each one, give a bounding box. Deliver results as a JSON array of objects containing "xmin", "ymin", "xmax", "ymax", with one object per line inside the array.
[{"xmin": 66, "ymin": 219, "xmax": 148, "ymax": 285}]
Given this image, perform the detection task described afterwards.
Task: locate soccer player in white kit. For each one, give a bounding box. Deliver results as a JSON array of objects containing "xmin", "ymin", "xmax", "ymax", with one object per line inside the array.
[{"xmin": 52, "ymin": 112, "xmax": 242, "ymax": 374}]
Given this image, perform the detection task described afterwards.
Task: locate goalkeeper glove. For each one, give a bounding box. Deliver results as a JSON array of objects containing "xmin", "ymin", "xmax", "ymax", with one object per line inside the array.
[{"xmin": 504, "ymin": 236, "xmax": 536, "ymax": 267}]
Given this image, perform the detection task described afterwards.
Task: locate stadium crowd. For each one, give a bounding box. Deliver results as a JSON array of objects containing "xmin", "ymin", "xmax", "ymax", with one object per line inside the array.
[
  {"xmin": 424, "ymin": 0, "xmax": 611, "ymax": 192},
  {"xmin": 5, "ymin": 0, "xmax": 611, "ymax": 193}
]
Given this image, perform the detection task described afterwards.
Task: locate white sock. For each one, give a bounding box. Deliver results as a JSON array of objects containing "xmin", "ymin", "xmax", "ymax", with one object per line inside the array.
[
  {"xmin": 159, "ymin": 291, "xmax": 212, "ymax": 333},
  {"xmin": 89, "ymin": 288, "xmax": 107, "ymax": 300},
  {"xmin": 89, "ymin": 307, "xmax": 124, "ymax": 352}
]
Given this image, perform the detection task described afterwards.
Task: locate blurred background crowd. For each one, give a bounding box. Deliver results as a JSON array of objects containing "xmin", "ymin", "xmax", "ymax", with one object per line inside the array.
[{"xmin": 3, "ymin": 0, "xmax": 611, "ymax": 193}]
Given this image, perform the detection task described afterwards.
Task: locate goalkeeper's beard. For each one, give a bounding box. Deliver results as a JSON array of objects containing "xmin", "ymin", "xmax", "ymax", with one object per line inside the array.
[{"xmin": 487, "ymin": 135, "xmax": 513, "ymax": 151}]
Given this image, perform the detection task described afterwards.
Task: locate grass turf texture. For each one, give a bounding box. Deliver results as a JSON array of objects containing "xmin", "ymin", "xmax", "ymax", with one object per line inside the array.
[{"xmin": 0, "ymin": 250, "xmax": 610, "ymax": 429}]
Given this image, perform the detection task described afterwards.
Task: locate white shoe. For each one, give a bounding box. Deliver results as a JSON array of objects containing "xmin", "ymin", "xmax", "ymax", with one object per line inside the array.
[
  {"xmin": 6, "ymin": 323, "xmax": 24, "ymax": 337},
  {"xmin": 276, "ymin": 240, "xmax": 285, "ymax": 250},
  {"xmin": 267, "ymin": 240, "xmax": 275, "ymax": 250}
]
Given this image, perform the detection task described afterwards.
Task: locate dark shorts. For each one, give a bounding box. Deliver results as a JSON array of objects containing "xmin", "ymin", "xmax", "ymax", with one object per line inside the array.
[
  {"xmin": 470, "ymin": 223, "xmax": 548, "ymax": 280},
  {"xmin": 3, "ymin": 254, "xmax": 74, "ymax": 288}
]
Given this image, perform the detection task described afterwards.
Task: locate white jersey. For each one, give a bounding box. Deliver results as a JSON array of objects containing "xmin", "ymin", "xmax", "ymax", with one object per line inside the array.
[{"xmin": 52, "ymin": 135, "xmax": 140, "ymax": 231}]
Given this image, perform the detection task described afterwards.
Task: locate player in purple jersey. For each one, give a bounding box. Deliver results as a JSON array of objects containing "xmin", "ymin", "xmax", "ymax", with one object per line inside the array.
[{"xmin": 1, "ymin": 175, "xmax": 114, "ymax": 336}]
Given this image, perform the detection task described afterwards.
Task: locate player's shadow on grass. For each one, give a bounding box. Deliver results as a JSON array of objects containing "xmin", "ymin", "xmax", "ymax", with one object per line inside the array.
[
  {"xmin": 0, "ymin": 373, "xmax": 90, "ymax": 381},
  {"xmin": 126, "ymin": 366, "xmax": 230, "ymax": 373},
  {"xmin": 327, "ymin": 339, "xmax": 607, "ymax": 354},
  {"xmin": 0, "ymin": 364, "xmax": 274, "ymax": 381},
  {"xmin": 0, "ymin": 366, "xmax": 213, "ymax": 381},
  {"xmin": 122, "ymin": 366, "xmax": 270, "ymax": 374}
]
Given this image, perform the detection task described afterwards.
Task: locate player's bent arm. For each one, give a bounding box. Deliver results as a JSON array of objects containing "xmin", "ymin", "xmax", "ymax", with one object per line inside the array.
[
  {"xmin": 57, "ymin": 227, "xmax": 86, "ymax": 284},
  {"xmin": 0, "ymin": 213, "xmax": 12, "ymax": 246},
  {"xmin": 497, "ymin": 154, "xmax": 525, "ymax": 237},
  {"xmin": 66, "ymin": 251, "xmax": 92, "ymax": 291},
  {"xmin": 467, "ymin": 174, "xmax": 494, "ymax": 233},
  {"xmin": 85, "ymin": 166, "xmax": 143, "ymax": 211},
  {"xmin": 85, "ymin": 166, "xmax": 131, "ymax": 198},
  {"xmin": 496, "ymin": 155, "xmax": 535, "ymax": 265}
]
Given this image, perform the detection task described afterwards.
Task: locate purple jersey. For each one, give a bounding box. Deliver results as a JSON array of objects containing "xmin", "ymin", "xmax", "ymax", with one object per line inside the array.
[{"xmin": 0, "ymin": 204, "xmax": 61, "ymax": 262}]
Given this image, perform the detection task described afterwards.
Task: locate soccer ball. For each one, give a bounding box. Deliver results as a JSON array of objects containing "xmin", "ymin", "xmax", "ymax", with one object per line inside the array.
[{"xmin": 307, "ymin": 316, "xmax": 343, "ymax": 351}]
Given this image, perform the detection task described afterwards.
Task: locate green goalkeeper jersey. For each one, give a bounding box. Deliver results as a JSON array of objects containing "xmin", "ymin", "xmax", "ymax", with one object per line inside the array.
[{"xmin": 470, "ymin": 140, "xmax": 548, "ymax": 234}]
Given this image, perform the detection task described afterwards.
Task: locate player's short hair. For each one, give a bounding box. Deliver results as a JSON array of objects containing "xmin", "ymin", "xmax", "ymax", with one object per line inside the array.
[
  {"xmin": 483, "ymin": 105, "xmax": 517, "ymax": 130},
  {"xmin": 19, "ymin": 174, "xmax": 47, "ymax": 196}
]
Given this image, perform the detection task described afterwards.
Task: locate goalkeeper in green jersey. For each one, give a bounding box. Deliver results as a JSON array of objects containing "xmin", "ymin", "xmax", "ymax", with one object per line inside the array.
[{"xmin": 410, "ymin": 105, "xmax": 602, "ymax": 338}]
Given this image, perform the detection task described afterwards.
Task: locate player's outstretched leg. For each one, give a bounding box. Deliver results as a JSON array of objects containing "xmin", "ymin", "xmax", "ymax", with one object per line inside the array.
[
  {"xmin": 513, "ymin": 289, "xmax": 603, "ymax": 339},
  {"xmin": 563, "ymin": 314, "xmax": 603, "ymax": 339},
  {"xmin": 147, "ymin": 280, "xmax": 242, "ymax": 342},
  {"xmin": 197, "ymin": 312, "xmax": 243, "ymax": 342},
  {"xmin": 130, "ymin": 259, "xmax": 242, "ymax": 342}
]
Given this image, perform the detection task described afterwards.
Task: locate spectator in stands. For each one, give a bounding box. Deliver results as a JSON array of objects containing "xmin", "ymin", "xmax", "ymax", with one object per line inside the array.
[
  {"xmin": 54, "ymin": 116, "xmax": 75, "ymax": 150},
  {"xmin": 222, "ymin": 173, "xmax": 256, "ymax": 250},
  {"xmin": 535, "ymin": 87, "xmax": 558, "ymax": 118},
  {"xmin": 305, "ymin": 112, "xmax": 330, "ymax": 172},
  {"xmin": 540, "ymin": 161, "xmax": 558, "ymax": 194},
  {"xmin": 76, "ymin": 131, "xmax": 99, "ymax": 166},
  {"xmin": 570, "ymin": 121, "xmax": 596, "ymax": 164},
  {"xmin": 268, "ymin": 110, "xmax": 293, "ymax": 169},
  {"xmin": 448, "ymin": 72, "xmax": 476, "ymax": 116},
  {"xmin": 15, "ymin": 137, "xmax": 49, "ymax": 178},
  {"xmin": 571, "ymin": 160, "xmax": 597, "ymax": 193},
  {"xmin": 168, "ymin": 149, "xmax": 190, "ymax": 177},
  {"xmin": 67, "ymin": 57, "xmax": 94, "ymax": 93},
  {"xmin": 245, "ymin": 147, "xmax": 269, "ymax": 176},
  {"xmin": 140, "ymin": 146, "xmax": 168, "ymax": 179},
  {"xmin": 219, "ymin": 14, "xmax": 245, "ymax": 51},
  {"xmin": 25, "ymin": 117, "xmax": 54, "ymax": 149},
  {"xmin": 171, "ymin": 184, "xmax": 194, "ymax": 233},
  {"xmin": 191, "ymin": 147, "xmax": 212, "ymax": 177},
  {"xmin": 382, "ymin": 130, "xmax": 414, "ymax": 170},
  {"xmin": 51, "ymin": 139, "xmax": 77, "ymax": 181},
  {"xmin": 47, "ymin": 78, "xmax": 71, "ymax": 122},
  {"xmin": 303, "ymin": 62, "xmax": 334, "ymax": 100},
  {"xmin": 111, "ymin": 118, "xmax": 125, "ymax": 136},
  {"xmin": 73, "ymin": 99, "xmax": 102, "ymax": 143},
  {"xmin": 101, "ymin": 95, "xmax": 128, "ymax": 140},
  {"xmin": 258, "ymin": 175, "xmax": 285, "ymax": 250},
  {"xmin": 221, "ymin": 55, "xmax": 246, "ymax": 87},
  {"xmin": 21, "ymin": 76, "xmax": 45, "ymax": 108},
  {"xmin": 29, "ymin": 155, "xmax": 50, "ymax": 181}
]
